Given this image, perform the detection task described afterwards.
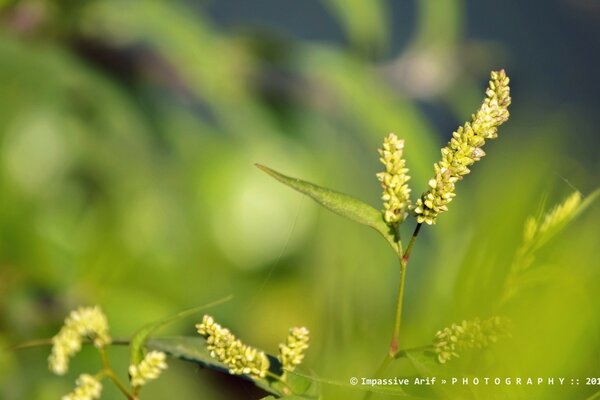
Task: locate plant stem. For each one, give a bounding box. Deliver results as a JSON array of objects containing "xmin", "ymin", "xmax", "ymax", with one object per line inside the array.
[
  {"xmin": 389, "ymin": 223, "xmax": 422, "ymax": 358},
  {"xmin": 402, "ymin": 223, "xmax": 422, "ymax": 265},
  {"xmin": 8, "ymin": 338, "xmax": 130, "ymax": 351},
  {"xmin": 364, "ymin": 222, "xmax": 423, "ymax": 400},
  {"xmin": 99, "ymin": 347, "xmax": 136, "ymax": 400},
  {"xmin": 389, "ymin": 263, "xmax": 407, "ymax": 357},
  {"xmin": 362, "ymin": 355, "xmax": 392, "ymax": 400}
]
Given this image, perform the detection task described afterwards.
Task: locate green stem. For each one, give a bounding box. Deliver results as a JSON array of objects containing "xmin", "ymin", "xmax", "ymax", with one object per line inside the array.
[
  {"xmin": 362, "ymin": 355, "xmax": 392, "ymax": 400},
  {"xmin": 389, "ymin": 263, "xmax": 407, "ymax": 357},
  {"xmin": 99, "ymin": 347, "xmax": 136, "ymax": 400},
  {"xmin": 402, "ymin": 223, "xmax": 422, "ymax": 265},
  {"xmin": 389, "ymin": 223, "xmax": 422, "ymax": 358},
  {"xmin": 8, "ymin": 338, "xmax": 130, "ymax": 351}
]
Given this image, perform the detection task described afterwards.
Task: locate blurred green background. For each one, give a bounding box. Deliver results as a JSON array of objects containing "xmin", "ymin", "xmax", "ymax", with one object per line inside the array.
[{"xmin": 1, "ymin": 0, "xmax": 599, "ymax": 399}]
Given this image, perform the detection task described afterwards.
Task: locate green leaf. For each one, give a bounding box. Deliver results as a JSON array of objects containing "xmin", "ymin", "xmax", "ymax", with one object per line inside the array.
[
  {"xmin": 129, "ymin": 296, "xmax": 232, "ymax": 366},
  {"xmin": 256, "ymin": 164, "xmax": 398, "ymax": 252},
  {"xmin": 322, "ymin": 0, "xmax": 389, "ymax": 54},
  {"xmin": 146, "ymin": 336, "xmax": 232, "ymax": 374},
  {"xmin": 147, "ymin": 336, "xmax": 277, "ymax": 394},
  {"xmin": 147, "ymin": 336, "xmax": 320, "ymax": 398},
  {"xmin": 405, "ymin": 350, "xmax": 439, "ymax": 377}
]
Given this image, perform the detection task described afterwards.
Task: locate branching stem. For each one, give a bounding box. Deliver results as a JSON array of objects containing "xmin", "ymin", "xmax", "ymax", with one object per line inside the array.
[{"xmin": 99, "ymin": 347, "xmax": 136, "ymax": 400}]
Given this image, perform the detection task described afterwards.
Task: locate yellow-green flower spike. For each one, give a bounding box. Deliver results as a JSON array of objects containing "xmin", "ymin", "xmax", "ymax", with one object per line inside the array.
[
  {"xmin": 433, "ymin": 316, "xmax": 510, "ymax": 364},
  {"xmin": 62, "ymin": 374, "xmax": 102, "ymax": 400},
  {"xmin": 49, "ymin": 306, "xmax": 111, "ymax": 375},
  {"xmin": 377, "ymin": 133, "xmax": 412, "ymax": 224},
  {"xmin": 537, "ymin": 191, "xmax": 582, "ymax": 237},
  {"xmin": 415, "ymin": 70, "xmax": 511, "ymax": 225},
  {"xmin": 196, "ymin": 315, "xmax": 270, "ymax": 379},
  {"xmin": 129, "ymin": 351, "xmax": 168, "ymax": 387},
  {"xmin": 278, "ymin": 326, "xmax": 309, "ymax": 372}
]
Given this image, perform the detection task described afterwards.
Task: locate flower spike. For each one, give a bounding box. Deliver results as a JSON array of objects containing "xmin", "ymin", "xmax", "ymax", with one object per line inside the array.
[
  {"xmin": 377, "ymin": 133, "xmax": 412, "ymax": 224},
  {"xmin": 415, "ymin": 70, "xmax": 511, "ymax": 225}
]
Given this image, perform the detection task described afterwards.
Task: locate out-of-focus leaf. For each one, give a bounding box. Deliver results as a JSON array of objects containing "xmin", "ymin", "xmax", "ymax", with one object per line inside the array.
[
  {"xmin": 405, "ymin": 350, "xmax": 438, "ymax": 377},
  {"xmin": 130, "ymin": 296, "xmax": 231, "ymax": 366},
  {"xmin": 256, "ymin": 164, "xmax": 398, "ymax": 253},
  {"xmin": 296, "ymin": 47, "xmax": 438, "ymax": 186},
  {"xmin": 322, "ymin": 0, "xmax": 389, "ymax": 54}
]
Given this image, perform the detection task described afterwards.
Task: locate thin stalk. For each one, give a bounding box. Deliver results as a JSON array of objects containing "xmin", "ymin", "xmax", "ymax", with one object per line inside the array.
[
  {"xmin": 402, "ymin": 223, "xmax": 422, "ymax": 265},
  {"xmin": 389, "ymin": 263, "xmax": 407, "ymax": 357},
  {"xmin": 362, "ymin": 355, "xmax": 392, "ymax": 400},
  {"xmin": 389, "ymin": 222, "xmax": 422, "ymax": 358},
  {"xmin": 99, "ymin": 347, "xmax": 135, "ymax": 400},
  {"xmin": 8, "ymin": 338, "xmax": 130, "ymax": 351}
]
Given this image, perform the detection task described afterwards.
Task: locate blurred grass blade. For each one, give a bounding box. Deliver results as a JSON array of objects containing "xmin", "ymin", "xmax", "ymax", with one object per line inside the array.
[
  {"xmin": 129, "ymin": 296, "xmax": 232, "ymax": 366},
  {"xmin": 256, "ymin": 164, "xmax": 398, "ymax": 252},
  {"xmin": 322, "ymin": 0, "xmax": 389, "ymax": 54}
]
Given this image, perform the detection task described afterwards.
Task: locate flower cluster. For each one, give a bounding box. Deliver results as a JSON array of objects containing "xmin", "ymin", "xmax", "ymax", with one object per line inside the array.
[
  {"xmin": 414, "ymin": 70, "xmax": 511, "ymax": 225},
  {"xmin": 433, "ymin": 316, "xmax": 510, "ymax": 364},
  {"xmin": 278, "ymin": 327, "xmax": 310, "ymax": 372},
  {"xmin": 129, "ymin": 351, "xmax": 168, "ymax": 387},
  {"xmin": 377, "ymin": 133, "xmax": 412, "ymax": 224},
  {"xmin": 536, "ymin": 191, "xmax": 582, "ymax": 240},
  {"xmin": 196, "ymin": 315, "xmax": 270, "ymax": 378},
  {"xmin": 49, "ymin": 306, "xmax": 111, "ymax": 375},
  {"xmin": 62, "ymin": 374, "xmax": 102, "ymax": 400}
]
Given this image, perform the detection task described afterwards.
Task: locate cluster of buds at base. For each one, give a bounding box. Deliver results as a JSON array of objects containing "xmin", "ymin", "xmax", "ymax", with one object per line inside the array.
[{"xmin": 433, "ymin": 316, "xmax": 510, "ymax": 364}]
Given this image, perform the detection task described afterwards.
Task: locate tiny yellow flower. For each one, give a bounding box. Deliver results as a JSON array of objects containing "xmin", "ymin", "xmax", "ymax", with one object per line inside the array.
[
  {"xmin": 49, "ymin": 306, "xmax": 111, "ymax": 375},
  {"xmin": 62, "ymin": 374, "xmax": 102, "ymax": 400},
  {"xmin": 129, "ymin": 351, "xmax": 168, "ymax": 387},
  {"xmin": 433, "ymin": 316, "xmax": 510, "ymax": 364},
  {"xmin": 537, "ymin": 191, "xmax": 582, "ymax": 238},
  {"xmin": 278, "ymin": 327, "xmax": 309, "ymax": 372},
  {"xmin": 196, "ymin": 315, "xmax": 270, "ymax": 379}
]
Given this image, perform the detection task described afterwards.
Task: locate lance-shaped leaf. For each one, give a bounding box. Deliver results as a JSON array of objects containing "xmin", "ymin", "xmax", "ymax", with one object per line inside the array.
[{"xmin": 256, "ymin": 164, "xmax": 398, "ymax": 252}]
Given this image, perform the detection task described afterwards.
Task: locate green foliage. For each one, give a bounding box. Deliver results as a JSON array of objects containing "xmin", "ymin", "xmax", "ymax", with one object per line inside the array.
[
  {"xmin": 2, "ymin": 0, "xmax": 600, "ymax": 399},
  {"xmin": 256, "ymin": 164, "xmax": 398, "ymax": 253}
]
